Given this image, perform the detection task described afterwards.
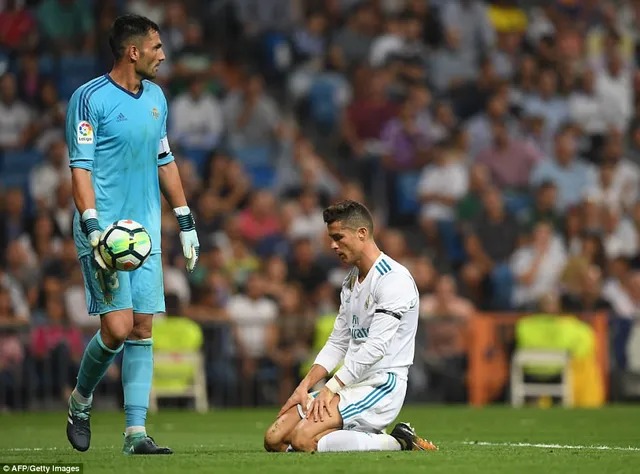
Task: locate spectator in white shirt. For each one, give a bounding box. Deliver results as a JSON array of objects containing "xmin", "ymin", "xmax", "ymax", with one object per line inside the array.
[
  {"xmin": 602, "ymin": 206, "xmax": 638, "ymax": 260},
  {"xmin": 170, "ymin": 76, "xmax": 224, "ymax": 151},
  {"xmin": 0, "ymin": 72, "xmax": 32, "ymax": 151},
  {"xmin": 584, "ymin": 160, "xmax": 623, "ymax": 212},
  {"xmin": 440, "ymin": 0, "xmax": 495, "ymax": 62},
  {"xmin": 510, "ymin": 221, "xmax": 567, "ymax": 309},
  {"xmin": 227, "ymin": 271, "xmax": 278, "ymax": 403},
  {"xmin": 161, "ymin": 237, "xmax": 191, "ymax": 309},
  {"xmin": 584, "ymin": 132, "xmax": 640, "ymax": 213},
  {"xmin": 125, "ymin": 0, "xmax": 166, "ymax": 26},
  {"xmin": 0, "ymin": 271, "xmax": 29, "ymax": 322},
  {"xmin": 64, "ymin": 265, "xmax": 99, "ymax": 330},
  {"xmin": 369, "ymin": 14, "xmax": 404, "ymax": 67},
  {"xmin": 587, "ymin": 21, "xmax": 634, "ymax": 75},
  {"xmin": 289, "ymin": 188, "xmax": 326, "ymax": 250},
  {"xmin": 595, "ymin": 52, "xmax": 632, "ymax": 133},
  {"xmin": 569, "ymin": 69, "xmax": 608, "ymax": 138},
  {"xmin": 29, "ymin": 139, "xmax": 69, "ymax": 211},
  {"xmin": 602, "ymin": 257, "xmax": 634, "ymax": 319},
  {"xmin": 417, "ymin": 145, "xmax": 468, "ymax": 231},
  {"xmin": 604, "ymin": 131, "xmax": 640, "ymax": 212}
]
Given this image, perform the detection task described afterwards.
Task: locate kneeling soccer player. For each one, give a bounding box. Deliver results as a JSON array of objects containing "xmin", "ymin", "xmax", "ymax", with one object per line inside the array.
[{"xmin": 264, "ymin": 200, "xmax": 437, "ymax": 453}]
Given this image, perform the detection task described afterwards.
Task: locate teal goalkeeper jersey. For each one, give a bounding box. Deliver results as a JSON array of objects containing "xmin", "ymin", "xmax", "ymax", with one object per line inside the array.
[{"xmin": 66, "ymin": 74, "xmax": 174, "ymax": 258}]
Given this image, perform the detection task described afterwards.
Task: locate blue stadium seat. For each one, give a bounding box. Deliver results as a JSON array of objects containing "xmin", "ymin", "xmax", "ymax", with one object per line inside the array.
[
  {"xmin": 0, "ymin": 50, "xmax": 9, "ymax": 76},
  {"xmin": 232, "ymin": 146, "xmax": 272, "ymax": 167},
  {"xmin": 396, "ymin": 172, "xmax": 421, "ymax": 214},
  {"xmin": 245, "ymin": 164, "xmax": 276, "ymax": 189},
  {"xmin": 262, "ymin": 32, "xmax": 292, "ymax": 75},
  {"xmin": 437, "ymin": 220, "xmax": 465, "ymax": 264},
  {"xmin": 39, "ymin": 55, "xmax": 55, "ymax": 76},
  {"xmin": 180, "ymin": 148, "xmax": 209, "ymax": 173},
  {"xmin": 490, "ymin": 263, "xmax": 514, "ymax": 311},
  {"xmin": 1, "ymin": 149, "xmax": 44, "ymax": 173},
  {"xmin": 0, "ymin": 171, "xmax": 30, "ymax": 190},
  {"xmin": 308, "ymin": 73, "xmax": 345, "ymax": 129},
  {"xmin": 504, "ymin": 193, "xmax": 533, "ymax": 216},
  {"xmin": 56, "ymin": 56, "xmax": 98, "ymax": 100}
]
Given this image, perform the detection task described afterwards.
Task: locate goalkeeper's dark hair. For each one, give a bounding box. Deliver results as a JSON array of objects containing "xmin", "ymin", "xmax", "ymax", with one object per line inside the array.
[
  {"xmin": 323, "ymin": 200, "xmax": 374, "ymax": 236},
  {"xmin": 108, "ymin": 14, "xmax": 160, "ymax": 61}
]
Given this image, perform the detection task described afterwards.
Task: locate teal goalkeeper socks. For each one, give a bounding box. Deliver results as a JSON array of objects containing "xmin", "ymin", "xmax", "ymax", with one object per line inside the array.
[
  {"xmin": 76, "ymin": 331, "xmax": 123, "ymax": 399},
  {"xmin": 122, "ymin": 339, "xmax": 153, "ymax": 430}
]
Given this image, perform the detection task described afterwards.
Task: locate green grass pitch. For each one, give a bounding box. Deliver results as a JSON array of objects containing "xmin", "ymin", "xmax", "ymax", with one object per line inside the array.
[{"xmin": 1, "ymin": 406, "xmax": 639, "ymax": 474}]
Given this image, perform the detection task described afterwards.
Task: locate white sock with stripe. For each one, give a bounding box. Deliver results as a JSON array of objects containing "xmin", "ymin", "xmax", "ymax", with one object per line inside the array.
[{"xmin": 317, "ymin": 430, "xmax": 401, "ymax": 452}]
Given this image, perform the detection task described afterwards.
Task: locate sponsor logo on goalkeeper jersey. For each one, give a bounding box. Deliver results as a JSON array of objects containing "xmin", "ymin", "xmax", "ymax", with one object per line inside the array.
[{"xmin": 77, "ymin": 121, "xmax": 94, "ymax": 144}]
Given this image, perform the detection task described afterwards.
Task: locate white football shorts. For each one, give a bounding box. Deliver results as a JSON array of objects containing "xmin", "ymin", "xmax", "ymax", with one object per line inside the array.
[{"xmin": 297, "ymin": 372, "xmax": 406, "ymax": 433}]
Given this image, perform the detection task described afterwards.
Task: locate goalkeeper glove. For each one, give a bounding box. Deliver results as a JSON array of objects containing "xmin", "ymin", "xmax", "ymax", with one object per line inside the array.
[
  {"xmin": 173, "ymin": 206, "xmax": 200, "ymax": 273},
  {"xmin": 81, "ymin": 208, "xmax": 108, "ymax": 270}
]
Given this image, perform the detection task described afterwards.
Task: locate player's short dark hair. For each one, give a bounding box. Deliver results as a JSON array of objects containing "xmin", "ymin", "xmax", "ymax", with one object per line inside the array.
[
  {"xmin": 108, "ymin": 14, "xmax": 160, "ymax": 61},
  {"xmin": 323, "ymin": 200, "xmax": 374, "ymax": 236}
]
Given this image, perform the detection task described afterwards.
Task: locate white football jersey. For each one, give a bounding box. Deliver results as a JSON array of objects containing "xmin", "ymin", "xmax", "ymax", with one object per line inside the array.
[{"xmin": 314, "ymin": 252, "xmax": 420, "ymax": 386}]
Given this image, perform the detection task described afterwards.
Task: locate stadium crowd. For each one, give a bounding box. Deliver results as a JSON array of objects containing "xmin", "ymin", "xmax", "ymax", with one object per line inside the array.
[{"xmin": 1, "ymin": 0, "xmax": 640, "ymax": 410}]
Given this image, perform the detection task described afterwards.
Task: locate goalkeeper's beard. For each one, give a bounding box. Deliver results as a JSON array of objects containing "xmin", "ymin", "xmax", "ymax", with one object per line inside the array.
[{"xmin": 137, "ymin": 60, "xmax": 161, "ymax": 80}]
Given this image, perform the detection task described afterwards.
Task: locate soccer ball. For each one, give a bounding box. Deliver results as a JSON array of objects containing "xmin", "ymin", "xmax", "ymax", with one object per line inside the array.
[{"xmin": 98, "ymin": 220, "xmax": 152, "ymax": 272}]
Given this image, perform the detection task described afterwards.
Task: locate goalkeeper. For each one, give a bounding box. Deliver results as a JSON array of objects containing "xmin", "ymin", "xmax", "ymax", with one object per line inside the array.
[{"xmin": 64, "ymin": 14, "xmax": 199, "ymax": 455}]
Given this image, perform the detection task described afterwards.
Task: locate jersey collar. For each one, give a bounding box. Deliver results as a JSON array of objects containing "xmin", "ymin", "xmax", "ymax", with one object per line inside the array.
[{"xmin": 105, "ymin": 73, "xmax": 144, "ymax": 99}]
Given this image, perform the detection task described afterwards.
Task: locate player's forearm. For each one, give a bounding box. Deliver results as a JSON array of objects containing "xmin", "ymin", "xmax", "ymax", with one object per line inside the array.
[
  {"xmin": 299, "ymin": 364, "xmax": 330, "ymax": 391},
  {"xmin": 313, "ymin": 339, "xmax": 348, "ymax": 375},
  {"xmin": 158, "ymin": 161, "xmax": 188, "ymax": 208},
  {"xmin": 71, "ymin": 168, "xmax": 96, "ymax": 214}
]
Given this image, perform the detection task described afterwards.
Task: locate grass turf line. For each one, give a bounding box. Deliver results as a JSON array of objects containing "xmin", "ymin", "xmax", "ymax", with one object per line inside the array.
[{"xmin": 1, "ymin": 406, "xmax": 639, "ymax": 474}]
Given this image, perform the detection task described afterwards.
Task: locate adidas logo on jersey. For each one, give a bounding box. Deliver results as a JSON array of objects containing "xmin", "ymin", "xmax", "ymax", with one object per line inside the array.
[{"xmin": 116, "ymin": 113, "xmax": 127, "ymax": 122}]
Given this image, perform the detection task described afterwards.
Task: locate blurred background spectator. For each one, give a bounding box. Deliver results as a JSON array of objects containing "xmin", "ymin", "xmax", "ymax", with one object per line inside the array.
[{"xmin": 2, "ymin": 0, "xmax": 640, "ymax": 410}]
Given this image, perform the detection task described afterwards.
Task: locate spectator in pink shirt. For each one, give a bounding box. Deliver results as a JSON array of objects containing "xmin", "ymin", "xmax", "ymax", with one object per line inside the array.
[
  {"xmin": 475, "ymin": 119, "xmax": 544, "ymax": 193},
  {"xmin": 30, "ymin": 295, "xmax": 83, "ymax": 402},
  {"xmin": 341, "ymin": 70, "xmax": 398, "ymax": 160},
  {"xmin": 237, "ymin": 190, "xmax": 282, "ymax": 245},
  {"xmin": 0, "ymin": 284, "xmax": 28, "ymax": 410}
]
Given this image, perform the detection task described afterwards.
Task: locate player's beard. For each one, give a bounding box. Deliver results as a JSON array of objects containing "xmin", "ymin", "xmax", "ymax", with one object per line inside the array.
[
  {"xmin": 136, "ymin": 57, "xmax": 158, "ymax": 80},
  {"xmin": 138, "ymin": 65, "xmax": 156, "ymax": 80},
  {"xmin": 341, "ymin": 250, "xmax": 356, "ymax": 265}
]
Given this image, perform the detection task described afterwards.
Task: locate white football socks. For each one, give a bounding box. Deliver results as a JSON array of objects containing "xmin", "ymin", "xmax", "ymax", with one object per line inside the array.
[
  {"xmin": 125, "ymin": 426, "xmax": 146, "ymax": 437},
  {"xmin": 71, "ymin": 388, "xmax": 92, "ymax": 406},
  {"xmin": 317, "ymin": 430, "xmax": 401, "ymax": 452}
]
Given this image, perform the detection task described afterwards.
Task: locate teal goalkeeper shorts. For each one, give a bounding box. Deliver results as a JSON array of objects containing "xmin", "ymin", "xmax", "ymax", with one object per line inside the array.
[{"xmin": 79, "ymin": 253, "xmax": 165, "ymax": 316}]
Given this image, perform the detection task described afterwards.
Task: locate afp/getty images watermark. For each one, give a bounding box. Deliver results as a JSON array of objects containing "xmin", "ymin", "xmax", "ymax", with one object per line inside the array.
[{"xmin": 1, "ymin": 465, "xmax": 82, "ymax": 474}]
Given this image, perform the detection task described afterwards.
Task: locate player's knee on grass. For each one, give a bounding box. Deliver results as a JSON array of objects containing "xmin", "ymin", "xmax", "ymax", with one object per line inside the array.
[
  {"xmin": 289, "ymin": 397, "xmax": 342, "ymax": 452},
  {"xmin": 264, "ymin": 406, "xmax": 302, "ymax": 452},
  {"xmin": 290, "ymin": 425, "xmax": 339, "ymax": 453}
]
